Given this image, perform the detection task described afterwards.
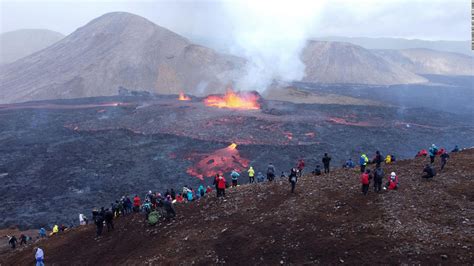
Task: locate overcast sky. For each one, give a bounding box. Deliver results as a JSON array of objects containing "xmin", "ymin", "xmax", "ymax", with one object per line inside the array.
[{"xmin": 0, "ymin": 0, "xmax": 470, "ymax": 41}]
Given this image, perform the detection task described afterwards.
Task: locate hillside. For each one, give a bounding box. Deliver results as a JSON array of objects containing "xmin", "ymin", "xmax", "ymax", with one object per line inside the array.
[
  {"xmin": 317, "ymin": 36, "xmax": 472, "ymax": 56},
  {"xmin": 0, "ymin": 12, "xmax": 244, "ymax": 104},
  {"xmin": 1, "ymin": 149, "xmax": 472, "ymax": 265},
  {"xmin": 374, "ymin": 49, "xmax": 474, "ymax": 76},
  {"xmin": 301, "ymin": 41, "xmax": 428, "ymax": 85},
  {"xmin": 0, "ymin": 29, "xmax": 65, "ymax": 65}
]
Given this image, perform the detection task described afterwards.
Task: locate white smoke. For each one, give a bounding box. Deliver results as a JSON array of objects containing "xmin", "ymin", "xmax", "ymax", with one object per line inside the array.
[{"xmin": 222, "ymin": 0, "xmax": 325, "ymax": 92}]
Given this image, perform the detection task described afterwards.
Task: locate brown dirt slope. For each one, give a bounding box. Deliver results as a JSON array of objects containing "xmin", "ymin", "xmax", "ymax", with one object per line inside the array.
[{"xmin": 1, "ymin": 150, "xmax": 473, "ymax": 265}]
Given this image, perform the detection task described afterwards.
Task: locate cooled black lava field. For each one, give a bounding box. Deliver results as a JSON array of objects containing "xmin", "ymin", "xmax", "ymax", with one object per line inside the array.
[{"xmin": 1, "ymin": 92, "xmax": 473, "ymax": 228}]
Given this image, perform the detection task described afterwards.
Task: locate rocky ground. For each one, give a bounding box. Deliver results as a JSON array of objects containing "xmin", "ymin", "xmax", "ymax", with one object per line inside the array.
[{"xmin": 1, "ymin": 149, "xmax": 472, "ymax": 265}]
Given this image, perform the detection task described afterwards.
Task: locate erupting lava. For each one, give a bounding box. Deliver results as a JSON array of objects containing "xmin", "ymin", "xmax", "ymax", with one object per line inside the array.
[
  {"xmin": 178, "ymin": 92, "xmax": 191, "ymax": 101},
  {"xmin": 204, "ymin": 89, "xmax": 260, "ymax": 110},
  {"xmin": 186, "ymin": 143, "xmax": 249, "ymax": 180}
]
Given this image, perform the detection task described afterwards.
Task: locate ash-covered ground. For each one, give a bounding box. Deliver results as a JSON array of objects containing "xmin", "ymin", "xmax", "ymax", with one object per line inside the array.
[{"xmin": 1, "ymin": 90, "xmax": 473, "ymax": 228}]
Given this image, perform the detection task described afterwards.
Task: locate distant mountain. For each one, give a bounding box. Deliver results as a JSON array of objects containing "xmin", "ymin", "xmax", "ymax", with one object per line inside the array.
[
  {"xmin": 0, "ymin": 29, "xmax": 65, "ymax": 65},
  {"xmin": 0, "ymin": 12, "xmax": 244, "ymax": 104},
  {"xmin": 301, "ymin": 41, "xmax": 427, "ymax": 85},
  {"xmin": 374, "ymin": 49, "xmax": 474, "ymax": 76},
  {"xmin": 317, "ymin": 36, "xmax": 472, "ymax": 56}
]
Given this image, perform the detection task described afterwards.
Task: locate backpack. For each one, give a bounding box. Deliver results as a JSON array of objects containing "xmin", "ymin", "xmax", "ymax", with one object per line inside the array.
[{"xmin": 148, "ymin": 211, "xmax": 160, "ymax": 226}]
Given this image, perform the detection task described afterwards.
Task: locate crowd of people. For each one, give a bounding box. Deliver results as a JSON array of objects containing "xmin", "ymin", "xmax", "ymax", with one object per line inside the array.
[{"xmin": 5, "ymin": 143, "xmax": 462, "ymax": 264}]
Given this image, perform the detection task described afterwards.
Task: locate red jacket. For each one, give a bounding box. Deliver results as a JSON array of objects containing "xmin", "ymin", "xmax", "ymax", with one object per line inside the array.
[
  {"xmin": 388, "ymin": 175, "xmax": 398, "ymax": 190},
  {"xmin": 297, "ymin": 160, "xmax": 305, "ymax": 170},
  {"xmin": 437, "ymin": 148, "xmax": 445, "ymax": 156},
  {"xmin": 388, "ymin": 180, "xmax": 397, "ymax": 190},
  {"xmin": 360, "ymin": 173, "xmax": 369, "ymax": 185},
  {"xmin": 217, "ymin": 176, "xmax": 226, "ymax": 189},
  {"xmin": 206, "ymin": 187, "xmax": 212, "ymax": 193},
  {"xmin": 133, "ymin": 196, "xmax": 141, "ymax": 207}
]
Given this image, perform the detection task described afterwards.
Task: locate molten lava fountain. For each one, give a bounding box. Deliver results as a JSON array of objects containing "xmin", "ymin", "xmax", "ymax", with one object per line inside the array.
[
  {"xmin": 204, "ymin": 89, "xmax": 260, "ymax": 110},
  {"xmin": 178, "ymin": 92, "xmax": 191, "ymax": 101},
  {"xmin": 186, "ymin": 143, "xmax": 249, "ymax": 180}
]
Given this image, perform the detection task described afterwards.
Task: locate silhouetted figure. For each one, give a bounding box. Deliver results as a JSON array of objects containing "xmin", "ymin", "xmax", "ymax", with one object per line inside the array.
[{"xmin": 322, "ymin": 153, "xmax": 331, "ymax": 174}]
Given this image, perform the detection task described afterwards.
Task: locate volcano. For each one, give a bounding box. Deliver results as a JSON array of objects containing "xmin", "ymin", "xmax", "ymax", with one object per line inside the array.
[{"xmin": 0, "ymin": 12, "xmax": 244, "ymax": 104}]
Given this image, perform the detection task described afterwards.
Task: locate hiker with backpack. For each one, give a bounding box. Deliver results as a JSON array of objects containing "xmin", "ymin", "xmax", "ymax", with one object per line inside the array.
[
  {"xmin": 289, "ymin": 168, "xmax": 298, "ymax": 193},
  {"xmin": 373, "ymin": 166, "xmax": 384, "ymax": 193},
  {"xmin": 360, "ymin": 169, "xmax": 370, "ymax": 195}
]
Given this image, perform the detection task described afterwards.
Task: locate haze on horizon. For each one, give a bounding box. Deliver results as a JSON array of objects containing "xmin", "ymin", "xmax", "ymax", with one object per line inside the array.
[{"xmin": 1, "ymin": 0, "xmax": 470, "ymax": 41}]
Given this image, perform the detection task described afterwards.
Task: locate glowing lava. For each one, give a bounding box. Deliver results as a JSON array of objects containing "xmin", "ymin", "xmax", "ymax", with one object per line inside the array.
[
  {"xmin": 178, "ymin": 92, "xmax": 191, "ymax": 101},
  {"xmin": 204, "ymin": 89, "xmax": 260, "ymax": 110},
  {"xmin": 186, "ymin": 143, "xmax": 249, "ymax": 180}
]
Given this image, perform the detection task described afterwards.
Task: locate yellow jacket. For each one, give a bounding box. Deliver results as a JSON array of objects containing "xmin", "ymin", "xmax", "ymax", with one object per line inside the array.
[
  {"xmin": 385, "ymin": 155, "xmax": 391, "ymax": 164},
  {"xmin": 52, "ymin": 225, "xmax": 59, "ymax": 233},
  {"xmin": 248, "ymin": 167, "xmax": 255, "ymax": 177}
]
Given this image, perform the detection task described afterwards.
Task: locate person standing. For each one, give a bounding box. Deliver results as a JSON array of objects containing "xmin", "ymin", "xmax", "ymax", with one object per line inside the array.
[
  {"xmin": 35, "ymin": 247, "xmax": 45, "ymax": 266},
  {"xmin": 297, "ymin": 159, "xmax": 305, "ymax": 177},
  {"xmin": 38, "ymin": 228, "xmax": 46, "ymax": 238},
  {"xmin": 247, "ymin": 166, "xmax": 255, "ymax": 183},
  {"xmin": 289, "ymin": 168, "xmax": 298, "ymax": 193},
  {"xmin": 8, "ymin": 235, "xmax": 17, "ymax": 249},
  {"xmin": 373, "ymin": 166, "xmax": 384, "ymax": 193},
  {"xmin": 373, "ymin": 151, "xmax": 383, "ymax": 168},
  {"xmin": 267, "ymin": 163, "xmax": 276, "ymax": 182},
  {"xmin": 322, "ymin": 153, "xmax": 331, "ymax": 174},
  {"xmin": 428, "ymin": 144, "xmax": 438, "ymax": 164},
  {"xmin": 360, "ymin": 170, "xmax": 370, "ymax": 195},
  {"xmin": 440, "ymin": 151, "xmax": 450, "ymax": 171},
  {"xmin": 231, "ymin": 169, "xmax": 240, "ymax": 187},
  {"xmin": 359, "ymin": 154, "xmax": 369, "ymax": 173},
  {"xmin": 217, "ymin": 174, "xmax": 227, "ymax": 197},
  {"xmin": 19, "ymin": 234, "xmax": 27, "ymax": 245},
  {"xmin": 105, "ymin": 208, "xmax": 114, "ymax": 232},
  {"xmin": 213, "ymin": 174, "xmax": 220, "ymax": 197}
]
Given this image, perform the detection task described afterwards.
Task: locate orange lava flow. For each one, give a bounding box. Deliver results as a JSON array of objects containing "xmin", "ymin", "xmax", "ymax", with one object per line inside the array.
[
  {"xmin": 186, "ymin": 143, "xmax": 249, "ymax": 180},
  {"xmin": 204, "ymin": 89, "xmax": 260, "ymax": 110},
  {"xmin": 178, "ymin": 92, "xmax": 191, "ymax": 101}
]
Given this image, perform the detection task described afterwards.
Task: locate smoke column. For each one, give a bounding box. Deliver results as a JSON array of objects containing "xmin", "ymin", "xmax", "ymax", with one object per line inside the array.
[{"xmin": 223, "ymin": 0, "xmax": 325, "ymax": 92}]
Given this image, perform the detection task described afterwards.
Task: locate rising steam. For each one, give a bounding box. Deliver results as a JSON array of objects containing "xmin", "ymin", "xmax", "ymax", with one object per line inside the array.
[{"xmin": 223, "ymin": 0, "xmax": 325, "ymax": 92}]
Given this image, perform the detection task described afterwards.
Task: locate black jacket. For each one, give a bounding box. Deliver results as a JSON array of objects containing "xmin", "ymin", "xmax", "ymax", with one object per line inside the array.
[{"xmin": 322, "ymin": 156, "xmax": 331, "ymax": 166}]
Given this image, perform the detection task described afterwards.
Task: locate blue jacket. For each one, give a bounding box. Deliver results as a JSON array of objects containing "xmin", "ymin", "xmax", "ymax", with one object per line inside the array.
[
  {"xmin": 359, "ymin": 154, "xmax": 368, "ymax": 166},
  {"xmin": 231, "ymin": 171, "xmax": 240, "ymax": 180}
]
